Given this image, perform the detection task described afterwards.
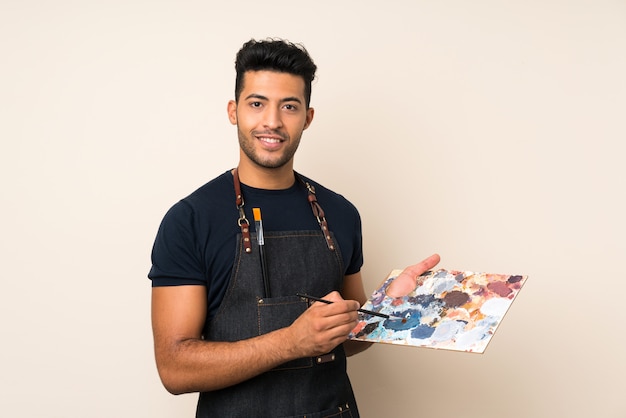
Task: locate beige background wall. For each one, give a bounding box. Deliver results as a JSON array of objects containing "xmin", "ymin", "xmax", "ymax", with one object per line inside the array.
[{"xmin": 1, "ymin": 1, "xmax": 625, "ymax": 417}]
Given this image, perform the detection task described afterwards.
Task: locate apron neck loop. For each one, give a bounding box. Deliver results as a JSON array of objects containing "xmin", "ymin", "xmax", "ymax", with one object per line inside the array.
[{"xmin": 232, "ymin": 168, "xmax": 336, "ymax": 252}]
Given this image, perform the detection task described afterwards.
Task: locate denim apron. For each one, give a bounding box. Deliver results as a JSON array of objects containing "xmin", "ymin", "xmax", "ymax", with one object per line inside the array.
[{"xmin": 196, "ymin": 170, "xmax": 359, "ymax": 418}]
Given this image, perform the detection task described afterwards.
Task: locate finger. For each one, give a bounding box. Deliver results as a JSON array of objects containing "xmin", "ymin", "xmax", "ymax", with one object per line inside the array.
[
  {"xmin": 322, "ymin": 291, "xmax": 343, "ymax": 302},
  {"xmin": 320, "ymin": 291, "xmax": 360, "ymax": 312},
  {"xmin": 401, "ymin": 253, "xmax": 441, "ymax": 278},
  {"xmin": 386, "ymin": 254, "xmax": 441, "ymax": 298}
]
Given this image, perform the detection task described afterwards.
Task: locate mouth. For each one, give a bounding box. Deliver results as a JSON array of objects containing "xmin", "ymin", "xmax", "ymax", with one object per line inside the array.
[
  {"xmin": 254, "ymin": 131, "xmax": 287, "ymax": 149},
  {"xmin": 257, "ymin": 136, "xmax": 284, "ymax": 144}
]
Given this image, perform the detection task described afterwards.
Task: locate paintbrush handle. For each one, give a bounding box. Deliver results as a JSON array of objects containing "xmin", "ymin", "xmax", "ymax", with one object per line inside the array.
[
  {"xmin": 253, "ymin": 208, "xmax": 271, "ymax": 298},
  {"xmin": 259, "ymin": 245, "xmax": 270, "ymax": 297},
  {"xmin": 296, "ymin": 293, "xmax": 390, "ymax": 319}
]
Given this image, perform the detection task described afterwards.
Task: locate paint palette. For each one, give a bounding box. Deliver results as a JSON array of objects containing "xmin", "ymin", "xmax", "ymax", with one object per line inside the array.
[{"xmin": 349, "ymin": 269, "xmax": 528, "ymax": 353}]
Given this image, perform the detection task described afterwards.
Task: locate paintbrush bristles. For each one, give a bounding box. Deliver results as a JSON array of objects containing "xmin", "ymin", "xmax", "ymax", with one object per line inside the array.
[{"xmin": 252, "ymin": 207, "xmax": 261, "ymax": 221}]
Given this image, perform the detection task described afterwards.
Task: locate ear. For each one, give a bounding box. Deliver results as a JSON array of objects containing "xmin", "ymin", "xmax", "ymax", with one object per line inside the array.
[
  {"xmin": 227, "ymin": 100, "xmax": 237, "ymax": 125},
  {"xmin": 303, "ymin": 107, "xmax": 315, "ymax": 130}
]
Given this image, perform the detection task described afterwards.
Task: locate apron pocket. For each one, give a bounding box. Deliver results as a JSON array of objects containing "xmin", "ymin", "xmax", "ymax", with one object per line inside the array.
[{"xmin": 258, "ymin": 295, "xmax": 313, "ymax": 371}]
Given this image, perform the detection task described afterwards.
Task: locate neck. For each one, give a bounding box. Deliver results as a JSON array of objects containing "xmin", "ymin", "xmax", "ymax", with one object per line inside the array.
[{"xmin": 235, "ymin": 161, "xmax": 296, "ymax": 190}]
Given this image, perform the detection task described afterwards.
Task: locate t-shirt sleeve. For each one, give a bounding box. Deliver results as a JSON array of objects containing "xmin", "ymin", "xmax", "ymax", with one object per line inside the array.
[
  {"xmin": 148, "ymin": 200, "xmax": 207, "ymax": 287},
  {"xmin": 345, "ymin": 202, "xmax": 364, "ymax": 276}
]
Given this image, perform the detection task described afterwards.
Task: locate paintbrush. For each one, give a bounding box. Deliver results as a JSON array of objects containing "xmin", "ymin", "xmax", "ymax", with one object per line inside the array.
[
  {"xmin": 296, "ymin": 293, "xmax": 404, "ymax": 320},
  {"xmin": 253, "ymin": 207, "xmax": 271, "ymax": 298}
]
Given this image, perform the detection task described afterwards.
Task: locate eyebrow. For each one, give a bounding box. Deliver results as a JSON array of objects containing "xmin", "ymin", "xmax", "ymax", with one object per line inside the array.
[{"xmin": 244, "ymin": 93, "xmax": 302, "ymax": 104}]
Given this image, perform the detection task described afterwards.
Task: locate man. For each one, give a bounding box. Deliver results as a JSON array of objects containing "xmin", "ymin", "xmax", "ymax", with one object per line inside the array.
[{"xmin": 149, "ymin": 38, "xmax": 440, "ymax": 417}]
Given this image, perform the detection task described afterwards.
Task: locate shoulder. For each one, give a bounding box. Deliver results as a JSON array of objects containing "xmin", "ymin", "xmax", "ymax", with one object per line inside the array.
[
  {"xmin": 159, "ymin": 170, "xmax": 235, "ymax": 229},
  {"xmin": 182, "ymin": 170, "xmax": 234, "ymax": 208}
]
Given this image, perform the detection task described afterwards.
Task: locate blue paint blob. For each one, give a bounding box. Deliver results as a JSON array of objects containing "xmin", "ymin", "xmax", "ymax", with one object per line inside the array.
[
  {"xmin": 411, "ymin": 325, "xmax": 436, "ymax": 339},
  {"xmin": 408, "ymin": 294, "xmax": 436, "ymax": 307},
  {"xmin": 431, "ymin": 320, "xmax": 467, "ymax": 342},
  {"xmin": 434, "ymin": 278, "xmax": 457, "ymax": 294},
  {"xmin": 370, "ymin": 290, "xmax": 385, "ymax": 305},
  {"xmin": 384, "ymin": 309, "xmax": 421, "ymax": 331}
]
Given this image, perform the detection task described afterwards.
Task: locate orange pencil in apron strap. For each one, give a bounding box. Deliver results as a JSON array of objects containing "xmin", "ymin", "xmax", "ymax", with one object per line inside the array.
[{"xmin": 252, "ymin": 207, "xmax": 271, "ymax": 298}]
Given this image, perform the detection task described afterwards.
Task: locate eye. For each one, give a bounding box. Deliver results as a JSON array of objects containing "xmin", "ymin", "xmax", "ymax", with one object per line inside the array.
[
  {"xmin": 250, "ymin": 101, "xmax": 262, "ymax": 108},
  {"xmin": 283, "ymin": 104, "xmax": 298, "ymax": 111}
]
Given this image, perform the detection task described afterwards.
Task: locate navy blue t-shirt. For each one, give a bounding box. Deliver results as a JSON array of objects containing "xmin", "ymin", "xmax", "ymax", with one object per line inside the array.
[{"xmin": 148, "ymin": 170, "xmax": 363, "ymax": 320}]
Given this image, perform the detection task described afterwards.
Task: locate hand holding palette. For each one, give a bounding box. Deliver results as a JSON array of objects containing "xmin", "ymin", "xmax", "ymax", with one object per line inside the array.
[{"xmin": 349, "ymin": 269, "xmax": 527, "ymax": 353}]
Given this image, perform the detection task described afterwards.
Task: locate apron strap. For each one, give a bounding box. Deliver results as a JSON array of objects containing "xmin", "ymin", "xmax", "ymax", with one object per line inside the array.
[
  {"xmin": 232, "ymin": 168, "xmax": 336, "ymax": 252},
  {"xmin": 296, "ymin": 173, "xmax": 336, "ymax": 251},
  {"xmin": 233, "ymin": 168, "xmax": 252, "ymax": 253}
]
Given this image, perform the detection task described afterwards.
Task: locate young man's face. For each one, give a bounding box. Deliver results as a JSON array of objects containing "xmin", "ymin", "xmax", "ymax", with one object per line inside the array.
[{"xmin": 228, "ymin": 70, "xmax": 314, "ymax": 171}]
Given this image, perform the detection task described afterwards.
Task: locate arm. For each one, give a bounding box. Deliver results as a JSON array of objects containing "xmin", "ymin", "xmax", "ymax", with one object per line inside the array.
[{"xmin": 151, "ymin": 285, "xmax": 360, "ymax": 394}]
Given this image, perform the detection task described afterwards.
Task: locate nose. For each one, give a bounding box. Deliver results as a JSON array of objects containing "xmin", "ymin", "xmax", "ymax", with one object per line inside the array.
[{"xmin": 263, "ymin": 106, "xmax": 283, "ymax": 130}]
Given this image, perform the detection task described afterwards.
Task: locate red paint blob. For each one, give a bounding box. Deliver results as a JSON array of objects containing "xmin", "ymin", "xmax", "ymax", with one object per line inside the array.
[{"xmin": 487, "ymin": 281, "xmax": 512, "ymax": 297}]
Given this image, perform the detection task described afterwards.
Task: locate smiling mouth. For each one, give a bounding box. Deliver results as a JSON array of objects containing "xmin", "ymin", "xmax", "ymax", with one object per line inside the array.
[
  {"xmin": 257, "ymin": 136, "xmax": 283, "ymax": 144},
  {"xmin": 254, "ymin": 130, "xmax": 288, "ymax": 148}
]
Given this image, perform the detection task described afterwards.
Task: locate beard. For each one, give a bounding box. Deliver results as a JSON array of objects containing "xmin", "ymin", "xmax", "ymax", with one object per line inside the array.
[{"xmin": 237, "ymin": 127, "xmax": 302, "ymax": 169}]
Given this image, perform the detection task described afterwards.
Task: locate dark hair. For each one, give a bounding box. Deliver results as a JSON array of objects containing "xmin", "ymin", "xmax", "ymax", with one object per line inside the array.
[{"xmin": 234, "ymin": 38, "xmax": 317, "ymax": 107}]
